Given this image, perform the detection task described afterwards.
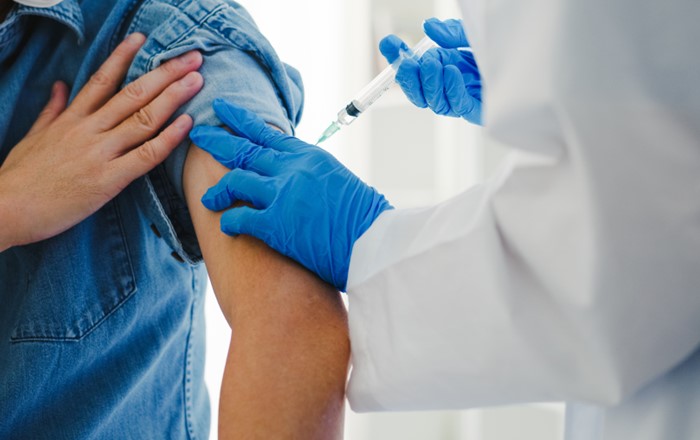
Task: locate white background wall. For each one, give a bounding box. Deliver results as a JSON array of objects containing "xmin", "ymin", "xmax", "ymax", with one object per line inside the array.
[{"xmin": 204, "ymin": 1, "xmax": 565, "ymax": 438}]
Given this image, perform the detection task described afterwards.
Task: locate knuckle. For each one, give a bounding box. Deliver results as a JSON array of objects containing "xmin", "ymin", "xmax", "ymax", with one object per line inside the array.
[
  {"xmin": 62, "ymin": 107, "xmax": 82, "ymax": 123},
  {"xmin": 161, "ymin": 82, "xmax": 185, "ymax": 102},
  {"xmin": 159, "ymin": 58, "xmax": 179, "ymax": 75},
  {"xmin": 123, "ymin": 80, "xmax": 147, "ymax": 101},
  {"xmin": 246, "ymin": 149, "xmax": 262, "ymax": 163},
  {"xmin": 158, "ymin": 127, "xmax": 180, "ymax": 147},
  {"xmin": 90, "ymin": 69, "xmax": 113, "ymax": 87},
  {"xmin": 260, "ymin": 130, "xmax": 283, "ymax": 146},
  {"xmin": 229, "ymin": 168, "xmax": 244, "ymax": 181},
  {"xmin": 133, "ymin": 107, "xmax": 158, "ymax": 130},
  {"xmin": 262, "ymin": 178, "xmax": 277, "ymax": 195},
  {"xmin": 136, "ymin": 140, "xmax": 162, "ymax": 166},
  {"xmin": 38, "ymin": 106, "xmax": 58, "ymax": 121}
]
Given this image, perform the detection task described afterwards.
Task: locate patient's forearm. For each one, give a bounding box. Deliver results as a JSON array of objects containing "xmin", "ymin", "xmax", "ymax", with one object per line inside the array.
[{"xmin": 183, "ymin": 144, "xmax": 349, "ymax": 440}]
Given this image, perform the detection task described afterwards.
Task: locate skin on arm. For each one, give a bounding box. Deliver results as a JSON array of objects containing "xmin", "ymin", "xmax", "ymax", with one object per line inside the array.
[{"xmin": 183, "ymin": 144, "xmax": 350, "ymax": 440}]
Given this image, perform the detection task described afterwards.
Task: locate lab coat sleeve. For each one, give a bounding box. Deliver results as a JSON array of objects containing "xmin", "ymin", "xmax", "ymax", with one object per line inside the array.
[{"xmin": 345, "ymin": 0, "xmax": 700, "ymax": 411}]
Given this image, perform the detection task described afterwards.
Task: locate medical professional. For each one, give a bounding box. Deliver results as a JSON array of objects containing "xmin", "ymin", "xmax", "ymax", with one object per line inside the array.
[{"xmin": 190, "ymin": 0, "xmax": 700, "ymax": 437}]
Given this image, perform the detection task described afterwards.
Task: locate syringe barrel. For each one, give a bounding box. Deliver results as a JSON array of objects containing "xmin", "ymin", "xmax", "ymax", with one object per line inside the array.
[{"xmin": 349, "ymin": 36, "xmax": 438, "ymax": 115}]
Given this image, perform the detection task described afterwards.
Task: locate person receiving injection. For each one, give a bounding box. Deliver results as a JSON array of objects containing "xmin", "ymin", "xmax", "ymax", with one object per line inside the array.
[
  {"xmin": 192, "ymin": 3, "xmax": 700, "ymax": 439},
  {"xmin": 190, "ymin": 18, "xmax": 481, "ymax": 290}
]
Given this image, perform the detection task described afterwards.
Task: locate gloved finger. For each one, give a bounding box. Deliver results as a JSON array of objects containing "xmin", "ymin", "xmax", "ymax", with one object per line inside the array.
[
  {"xmin": 190, "ymin": 125, "xmax": 257, "ymax": 167},
  {"xmin": 201, "ymin": 168, "xmax": 276, "ymax": 212},
  {"xmin": 433, "ymin": 49, "xmax": 480, "ymax": 85},
  {"xmin": 190, "ymin": 126, "xmax": 281, "ymax": 174},
  {"xmin": 395, "ymin": 59, "xmax": 427, "ymax": 108},
  {"xmin": 429, "ymin": 47, "xmax": 467, "ymax": 67},
  {"xmin": 427, "ymin": 48, "xmax": 480, "ymax": 87},
  {"xmin": 444, "ymin": 66, "xmax": 482, "ymax": 125},
  {"xmin": 379, "ymin": 34, "xmax": 409, "ymax": 64},
  {"xmin": 467, "ymin": 84, "xmax": 483, "ymax": 102},
  {"xmin": 455, "ymin": 53, "xmax": 481, "ymax": 88},
  {"xmin": 420, "ymin": 57, "xmax": 451, "ymax": 115},
  {"xmin": 423, "ymin": 18, "xmax": 470, "ymax": 48},
  {"xmin": 211, "ymin": 98, "xmax": 296, "ymax": 152},
  {"xmin": 459, "ymin": 66, "xmax": 481, "ymax": 88},
  {"xmin": 458, "ymin": 49, "xmax": 479, "ymax": 71},
  {"xmin": 220, "ymin": 206, "xmax": 272, "ymax": 244}
]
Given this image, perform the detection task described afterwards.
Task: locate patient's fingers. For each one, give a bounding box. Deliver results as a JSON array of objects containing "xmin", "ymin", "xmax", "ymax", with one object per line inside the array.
[
  {"xmin": 70, "ymin": 33, "xmax": 146, "ymax": 116},
  {"xmin": 108, "ymin": 71, "xmax": 203, "ymax": 153},
  {"xmin": 94, "ymin": 51, "xmax": 203, "ymax": 130}
]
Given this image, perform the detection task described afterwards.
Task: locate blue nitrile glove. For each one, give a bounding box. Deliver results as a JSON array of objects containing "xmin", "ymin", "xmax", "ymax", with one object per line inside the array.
[
  {"xmin": 190, "ymin": 99, "xmax": 393, "ymax": 292},
  {"xmin": 379, "ymin": 17, "xmax": 483, "ymax": 125}
]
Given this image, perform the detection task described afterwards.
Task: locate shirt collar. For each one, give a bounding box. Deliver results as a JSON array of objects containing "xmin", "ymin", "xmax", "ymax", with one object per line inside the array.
[{"xmin": 15, "ymin": 0, "xmax": 85, "ymax": 43}]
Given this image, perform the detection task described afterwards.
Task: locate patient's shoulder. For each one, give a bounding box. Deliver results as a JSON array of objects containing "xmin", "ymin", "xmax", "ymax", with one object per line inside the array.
[{"xmin": 124, "ymin": 0, "xmax": 303, "ymax": 134}]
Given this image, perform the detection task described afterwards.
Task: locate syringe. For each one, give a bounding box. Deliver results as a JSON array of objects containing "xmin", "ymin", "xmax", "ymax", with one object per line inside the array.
[{"xmin": 316, "ymin": 36, "xmax": 438, "ymax": 145}]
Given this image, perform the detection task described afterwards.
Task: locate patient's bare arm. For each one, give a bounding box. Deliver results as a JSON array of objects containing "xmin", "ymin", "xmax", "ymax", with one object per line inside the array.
[{"xmin": 183, "ymin": 144, "xmax": 349, "ymax": 440}]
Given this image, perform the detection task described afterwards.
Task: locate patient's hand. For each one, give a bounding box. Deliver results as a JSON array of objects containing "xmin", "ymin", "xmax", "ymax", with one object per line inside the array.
[{"xmin": 0, "ymin": 33, "xmax": 203, "ymax": 251}]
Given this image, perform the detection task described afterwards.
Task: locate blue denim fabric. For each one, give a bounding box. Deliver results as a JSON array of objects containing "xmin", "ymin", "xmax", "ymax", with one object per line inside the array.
[{"xmin": 0, "ymin": 0, "xmax": 303, "ymax": 438}]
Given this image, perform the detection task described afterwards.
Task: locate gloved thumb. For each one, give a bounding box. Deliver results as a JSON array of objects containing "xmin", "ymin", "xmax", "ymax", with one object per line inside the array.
[
  {"xmin": 379, "ymin": 34, "xmax": 409, "ymax": 64},
  {"xmin": 423, "ymin": 18, "xmax": 469, "ymax": 48}
]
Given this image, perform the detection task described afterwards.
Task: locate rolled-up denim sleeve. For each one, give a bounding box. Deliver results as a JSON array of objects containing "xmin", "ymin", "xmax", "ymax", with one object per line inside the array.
[{"xmin": 121, "ymin": 0, "xmax": 303, "ymax": 261}]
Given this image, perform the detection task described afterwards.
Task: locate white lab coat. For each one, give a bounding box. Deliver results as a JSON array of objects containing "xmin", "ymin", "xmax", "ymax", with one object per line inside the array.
[{"xmin": 345, "ymin": 0, "xmax": 700, "ymax": 438}]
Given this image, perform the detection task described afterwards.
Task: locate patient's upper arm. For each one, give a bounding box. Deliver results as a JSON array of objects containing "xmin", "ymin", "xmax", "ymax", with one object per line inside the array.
[
  {"xmin": 120, "ymin": 0, "xmax": 303, "ymax": 263},
  {"xmin": 183, "ymin": 141, "xmax": 348, "ymax": 440}
]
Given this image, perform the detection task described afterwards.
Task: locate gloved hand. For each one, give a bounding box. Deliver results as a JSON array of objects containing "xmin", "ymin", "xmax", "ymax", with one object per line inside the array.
[
  {"xmin": 380, "ymin": 17, "xmax": 483, "ymax": 125},
  {"xmin": 190, "ymin": 99, "xmax": 393, "ymax": 292}
]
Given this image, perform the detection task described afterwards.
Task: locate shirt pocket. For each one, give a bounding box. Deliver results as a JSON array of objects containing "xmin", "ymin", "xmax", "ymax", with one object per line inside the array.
[{"xmin": 10, "ymin": 200, "xmax": 137, "ymax": 343}]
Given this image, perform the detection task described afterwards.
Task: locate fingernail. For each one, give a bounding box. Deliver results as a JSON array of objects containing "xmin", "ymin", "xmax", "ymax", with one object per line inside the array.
[
  {"xmin": 178, "ymin": 51, "xmax": 202, "ymax": 66},
  {"xmin": 180, "ymin": 71, "xmax": 201, "ymax": 87},
  {"xmin": 177, "ymin": 114, "xmax": 194, "ymax": 129},
  {"xmin": 173, "ymin": 114, "xmax": 193, "ymax": 132},
  {"xmin": 125, "ymin": 33, "xmax": 145, "ymax": 45}
]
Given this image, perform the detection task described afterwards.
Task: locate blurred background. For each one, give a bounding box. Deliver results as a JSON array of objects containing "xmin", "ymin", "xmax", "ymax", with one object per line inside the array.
[{"xmin": 204, "ymin": 0, "xmax": 565, "ymax": 438}]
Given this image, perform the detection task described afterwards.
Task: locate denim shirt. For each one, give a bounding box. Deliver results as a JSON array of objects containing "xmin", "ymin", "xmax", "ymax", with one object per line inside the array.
[{"xmin": 0, "ymin": 1, "xmax": 303, "ymax": 438}]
